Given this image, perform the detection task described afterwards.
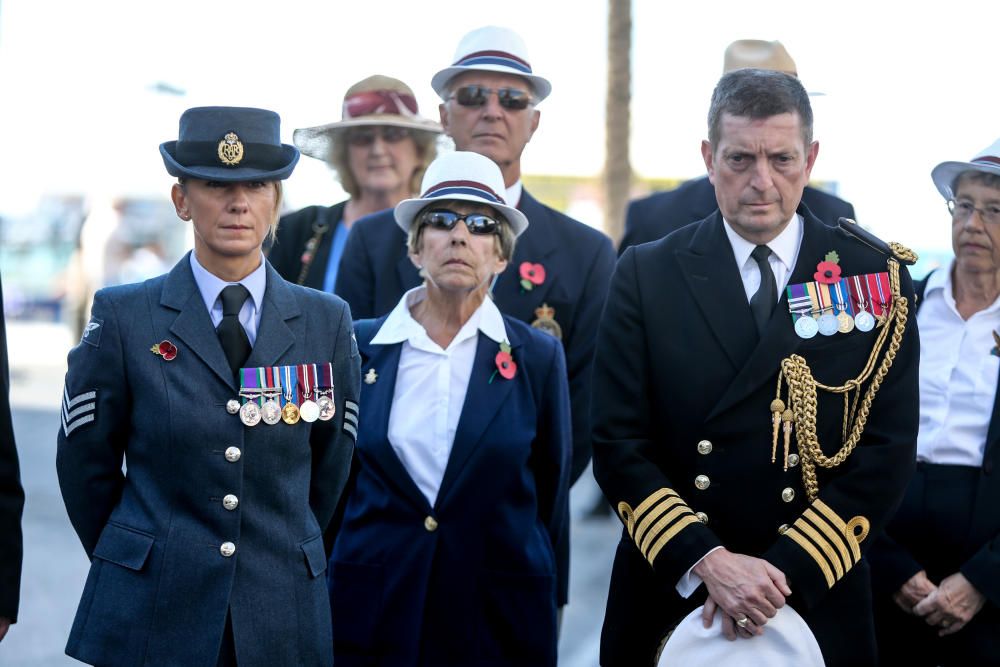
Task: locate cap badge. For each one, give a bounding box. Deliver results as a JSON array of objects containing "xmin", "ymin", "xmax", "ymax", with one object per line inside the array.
[{"xmin": 217, "ymin": 132, "xmax": 244, "ymax": 166}]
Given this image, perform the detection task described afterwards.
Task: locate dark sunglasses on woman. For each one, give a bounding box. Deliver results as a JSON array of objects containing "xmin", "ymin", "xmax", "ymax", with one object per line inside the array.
[
  {"xmin": 347, "ymin": 126, "xmax": 412, "ymax": 147},
  {"xmin": 418, "ymin": 209, "xmax": 503, "ymax": 235},
  {"xmin": 450, "ymin": 85, "xmax": 533, "ymax": 111}
]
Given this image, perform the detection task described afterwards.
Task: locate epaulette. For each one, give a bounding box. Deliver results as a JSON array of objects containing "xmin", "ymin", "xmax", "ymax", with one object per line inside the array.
[{"xmin": 836, "ymin": 218, "xmax": 917, "ymax": 266}]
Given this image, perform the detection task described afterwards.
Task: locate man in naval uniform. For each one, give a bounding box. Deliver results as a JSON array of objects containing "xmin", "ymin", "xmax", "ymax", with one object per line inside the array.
[{"xmin": 592, "ymin": 68, "xmax": 919, "ymax": 666}]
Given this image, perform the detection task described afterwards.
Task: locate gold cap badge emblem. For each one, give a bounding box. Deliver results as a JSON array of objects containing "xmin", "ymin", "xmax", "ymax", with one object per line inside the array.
[
  {"xmin": 217, "ymin": 132, "xmax": 244, "ymax": 166},
  {"xmin": 531, "ymin": 303, "xmax": 563, "ymax": 340}
]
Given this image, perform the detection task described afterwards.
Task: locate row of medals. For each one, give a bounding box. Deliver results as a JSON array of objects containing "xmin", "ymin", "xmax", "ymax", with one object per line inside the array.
[
  {"xmin": 793, "ymin": 302, "xmax": 882, "ymax": 339},
  {"xmin": 238, "ymin": 389, "xmax": 335, "ymax": 427}
]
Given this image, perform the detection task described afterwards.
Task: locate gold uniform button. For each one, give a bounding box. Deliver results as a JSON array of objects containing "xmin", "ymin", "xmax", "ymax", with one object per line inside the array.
[
  {"xmin": 778, "ymin": 523, "xmax": 790, "ymax": 535},
  {"xmin": 226, "ymin": 399, "xmax": 241, "ymax": 415},
  {"xmin": 220, "ymin": 542, "xmax": 236, "ymax": 557},
  {"xmin": 695, "ymin": 512, "xmax": 709, "ymax": 524},
  {"xmin": 781, "ymin": 488, "xmax": 795, "ymax": 503},
  {"xmin": 224, "ymin": 447, "xmax": 241, "ymax": 463},
  {"xmin": 694, "ymin": 475, "xmax": 710, "ymax": 491},
  {"xmin": 424, "ymin": 516, "xmax": 438, "ymax": 532},
  {"xmin": 222, "ymin": 494, "xmax": 239, "ymax": 511},
  {"xmin": 787, "ymin": 453, "xmax": 799, "ymax": 467},
  {"xmin": 696, "ymin": 440, "xmax": 713, "ymax": 455}
]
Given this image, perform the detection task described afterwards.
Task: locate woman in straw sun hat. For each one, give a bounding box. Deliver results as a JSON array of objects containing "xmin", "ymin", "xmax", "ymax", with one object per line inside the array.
[{"xmin": 268, "ymin": 75, "xmax": 442, "ymax": 292}]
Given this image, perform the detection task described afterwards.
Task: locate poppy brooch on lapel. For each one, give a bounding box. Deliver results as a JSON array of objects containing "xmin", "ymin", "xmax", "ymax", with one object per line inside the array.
[
  {"xmin": 490, "ymin": 341, "xmax": 517, "ymax": 383},
  {"xmin": 814, "ymin": 251, "xmax": 842, "ymax": 284},
  {"xmin": 150, "ymin": 340, "xmax": 177, "ymax": 361},
  {"xmin": 519, "ymin": 262, "xmax": 545, "ymax": 292}
]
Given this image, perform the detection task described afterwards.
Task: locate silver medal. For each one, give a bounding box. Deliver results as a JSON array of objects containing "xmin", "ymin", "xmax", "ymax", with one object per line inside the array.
[
  {"xmin": 854, "ymin": 310, "xmax": 876, "ymax": 332},
  {"xmin": 299, "ymin": 399, "xmax": 320, "ymax": 423},
  {"xmin": 261, "ymin": 397, "xmax": 282, "ymax": 425},
  {"xmin": 794, "ymin": 315, "xmax": 819, "ymax": 339},
  {"xmin": 239, "ymin": 400, "xmax": 261, "ymax": 427},
  {"xmin": 317, "ymin": 394, "xmax": 335, "ymax": 421},
  {"xmin": 817, "ymin": 312, "xmax": 839, "ymax": 336}
]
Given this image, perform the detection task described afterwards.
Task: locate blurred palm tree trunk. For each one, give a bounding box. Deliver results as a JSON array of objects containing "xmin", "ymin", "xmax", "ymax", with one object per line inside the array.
[{"xmin": 603, "ymin": 0, "xmax": 632, "ymax": 245}]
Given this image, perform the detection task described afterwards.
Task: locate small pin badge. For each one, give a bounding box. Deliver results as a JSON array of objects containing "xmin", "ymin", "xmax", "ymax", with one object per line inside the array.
[
  {"xmin": 150, "ymin": 340, "xmax": 178, "ymax": 361},
  {"xmin": 992, "ymin": 331, "xmax": 1000, "ymax": 357},
  {"xmin": 531, "ymin": 303, "xmax": 563, "ymax": 340},
  {"xmin": 217, "ymin": 131, "xmax": 244, "ymax": 166},
  {"xmin": 364, "ymin": 368, "xmax": 378, "ymax": 384}
]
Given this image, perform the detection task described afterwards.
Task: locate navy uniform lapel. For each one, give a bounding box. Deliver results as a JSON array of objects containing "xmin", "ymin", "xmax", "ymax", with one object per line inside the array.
[
  {"xmin": 243, "ymin": 262, "xmax": 298, "ymax": 369},
  {"xmin": 675, "ymin": 213, "xmax": 759, "ymax": 370},
  {"xmin": 436, "ymin": 325, "xmax": 520, "ymax": 509},
  {"xmin": 706, "ymin": 209, "xmax": 830, "ymax": 422},
  {"xmin": 357, "ymin": 327, "xmax": 432, "ymax": 512},
  {"xmin": 162, "ymin": 254, "xmax": 235, "ymax": 389},
  {"xmin": 491, "ymin": 190, "xmax": 561, "ymax": 321}
]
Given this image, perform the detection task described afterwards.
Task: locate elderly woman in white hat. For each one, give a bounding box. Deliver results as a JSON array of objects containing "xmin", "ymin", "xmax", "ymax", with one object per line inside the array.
[
  {"xmin": 869, "ymin": 138, "xmax": 1000, "ymax": 666},
  {"xmin": 268, "ymin": 75, "xmax": 441, "ymax": 290},
  {"xmin": 327, "ymin": 151, "xmax": 571, "ymax": 666}
]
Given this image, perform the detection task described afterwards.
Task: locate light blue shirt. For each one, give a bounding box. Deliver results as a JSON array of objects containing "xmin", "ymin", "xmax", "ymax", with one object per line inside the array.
[
  {"xmin": 189, "ymin": 251, "xmax": 266, "ymax": 345},
  {"xmin": 322, "ymin": 222, "xmax": 351, "ymax": 294}
]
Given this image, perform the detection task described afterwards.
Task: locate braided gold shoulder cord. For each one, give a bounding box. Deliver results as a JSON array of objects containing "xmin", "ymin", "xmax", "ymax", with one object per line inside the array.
[{"xmin": 776, "ymin": 249, "xmax": 913, "ymax": 501}]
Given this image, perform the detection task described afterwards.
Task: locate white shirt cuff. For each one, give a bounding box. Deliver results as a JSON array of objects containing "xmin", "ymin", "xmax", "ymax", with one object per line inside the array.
[{"xmin": 676, "ymin": 546, "xmax": 725, "ymax": 598}]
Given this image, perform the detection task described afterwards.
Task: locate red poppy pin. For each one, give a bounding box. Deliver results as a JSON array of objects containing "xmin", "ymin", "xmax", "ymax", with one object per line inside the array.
[
  {"xmin": 489, "ymin": 341, "xmax": 517, "ymax": 383},
  {"xmin": 519, "ymin": 262, "xmax": 545, "ymax": 292},
  {"xmin": 150, "ymin": 340, "xmax": 178, "ymax": 361},
  {"xmin": 814, "ymin": 251, "xmax": 842, "ymax": 285}
]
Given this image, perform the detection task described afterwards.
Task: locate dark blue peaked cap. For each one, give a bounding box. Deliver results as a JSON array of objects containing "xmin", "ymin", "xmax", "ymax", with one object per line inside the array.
[{"xmin": 160, "ymin": 106, "xmax": 299, "ymax": 182}]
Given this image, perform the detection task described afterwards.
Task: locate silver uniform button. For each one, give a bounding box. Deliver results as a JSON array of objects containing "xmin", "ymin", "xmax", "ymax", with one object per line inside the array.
[
  {"xmin": 220, "ymin": 541, "xmax": 236, "ymax": 557},
  {"xmin": 787, "ymin": 453, "xmax": 799, "ymax": 467},
  {"xmin": 694, "ymin": 475, "xmax": 711, "ymax": 491},
  {"xmin": 424, "ymin": 516, "xmax": 438, "ymax": 532},
  {"xmin": 778, "ymin": 523, "xmax": 790, "ymax": 535},
  {"xmin": 696, "ymin": 440, "xmax": 713, "ymax": 455},
  {"xmin": 223, "ymin": 494, "xmax": 239, "ymax": 511},
  {"xmin": 695, "ymin": 511, "xmax": 709, "ymax": 524},
  {"xmin": 224, "ymin": 447, "xmax": 241, "ymax": 463},
  {"xmin": 226, "ymin": 399, "xmax": 241, "ymax": 415},
  {"xmin": 781, "ymin": 487, "xmax": 795, "ymax": 503}
]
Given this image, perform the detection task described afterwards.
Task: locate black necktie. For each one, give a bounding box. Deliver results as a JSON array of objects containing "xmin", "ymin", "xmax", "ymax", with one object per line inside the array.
[
  {"xmin": 749, "ymin": 245, "xmax": 777, "ymax": 335},
  {"xmin": 217, "ymin": 284, "xmax": 251, "ymax": 375}
]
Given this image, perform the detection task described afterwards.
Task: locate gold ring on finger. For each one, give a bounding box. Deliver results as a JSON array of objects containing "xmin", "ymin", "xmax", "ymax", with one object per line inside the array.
[{"xmin": 736, "ymin": 615, "xmax": 749, "ymax": 628}]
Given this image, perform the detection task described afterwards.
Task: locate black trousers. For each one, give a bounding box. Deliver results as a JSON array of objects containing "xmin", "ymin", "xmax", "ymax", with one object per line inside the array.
[{"xmin": 874, "ymin": 463, "xmax": 1000, "ymax": 666}]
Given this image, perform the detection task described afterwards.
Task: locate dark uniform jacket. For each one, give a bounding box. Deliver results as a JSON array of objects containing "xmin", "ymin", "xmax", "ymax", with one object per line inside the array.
[
  {"xmin": 329, "ymin": 314, "xmax": 571, "ymax": 667},
  {"xmin": 335, "ymin": 189, "xmax": 615, "ymax": 484},
  {"xmin": 268, "ymin": 201, "xmax": 348, "ymax": 289},
  {"xmin": 56, "ymin": 255, "xmax": 360, "ymax": 667},
  {"xmin": 869, "ymin": 272, "xmax": 1000, "ymax": 606},
  {"xmin": 619, "ymin": 176, "xmax": 856, "ymax": 253},
  {"xmin": 592, "ymin": 207, "xmax": 919, "ymax": 667},
  {"xmin": 0, "ymin": 275, "xmax": 24, "ymax": 623}
]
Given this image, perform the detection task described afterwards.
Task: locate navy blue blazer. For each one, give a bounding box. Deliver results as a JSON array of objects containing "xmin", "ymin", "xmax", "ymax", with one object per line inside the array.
[
  {"xmin": 0, "ymin": 274, "xmax": 24, "ymax": 622},
  {"xmin": 329, "ymin": 314, "xmax": 571, "ymax": 667},
  {"xmin": 618, "ymin": 176, "xmax": 857, "ymax": 254},
  {"xmin": 869, "ymin": 273, "xmax": 1000, "ymax": 607},
  {"xmin": 56, "ymin": 255, "xmax": 360, "ymax": 667},
  {"xmin": 335, "ymin": 188, "xmax": 615, "ymax": 484}
]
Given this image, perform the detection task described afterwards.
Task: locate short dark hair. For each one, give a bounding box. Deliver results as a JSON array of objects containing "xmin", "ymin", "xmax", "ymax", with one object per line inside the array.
[
  {"xmin": 953, "ymin": 170, "xmax": 1000, "ymax": 195},
  {"xmin": 707, "ymin": 68, "xmax": 813, "ymax": 148}
]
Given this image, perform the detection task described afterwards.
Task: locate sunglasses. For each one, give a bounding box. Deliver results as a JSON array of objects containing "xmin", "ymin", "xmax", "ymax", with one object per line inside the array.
[
  {"xmin": 346, "ymin": 126, "xmax": 412, "ymax": 147},
  {"xmin": 450, "ymin": 85, "xmax": 533, "ymax": 111},
  {"xmin": 417, "ymin": 209, "xmax": 502, "ymax": 235}
]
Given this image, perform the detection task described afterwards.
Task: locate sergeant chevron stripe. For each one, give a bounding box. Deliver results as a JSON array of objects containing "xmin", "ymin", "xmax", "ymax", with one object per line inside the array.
[
  {"xmin": 62, "ymin": 389, "xmax": 97, "ymax": 437},
  {"xmin": 343, "ymin": 400, "xmax": 359, "ymax": 442},
  {"xmin": 617, "ymin": 487, "xmax": 699, "ymax": 567},
  {"xmin": 783, "ymin": 498, "xmax": 870, "ymax": 589}
]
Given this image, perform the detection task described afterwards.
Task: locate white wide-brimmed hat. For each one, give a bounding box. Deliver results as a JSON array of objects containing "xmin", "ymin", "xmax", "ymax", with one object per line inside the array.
[
  {"xmin": 394, "ymin": 151, "xmax": 529, "ymax": 236},
  {"xmin": 430, "ymin": 26, "xmax": 552, "ymax": 102},
  {"xmin": 658, "ymin": 605, "xmax": 825, "ymax": 667},
  {"xmin": 931, "ymin": 137, "xmax": 1000, "ymax": 200},
  {"xmin": 293, "ymin": 75, "xmax": 442, "ymax": 162},
  {"xmin": 723, "ymin": 39, "xmax": 797, "ymax": 76}
]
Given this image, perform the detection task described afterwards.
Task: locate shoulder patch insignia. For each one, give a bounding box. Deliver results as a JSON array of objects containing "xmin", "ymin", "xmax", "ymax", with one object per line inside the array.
[
  {"xmin": 62, "ymin": 388, "xmax": 97, "ymax": 437},
  {"xmin": 343, "ymin": 399, "xmax": 359, "ymax": 443},
  {"xmin": 81, "ymin": 317, "xmax": 103, "ymax": 347},
  {"xmin": 837, "ymin": 218, "xmax": 918, "ymax": 265}
]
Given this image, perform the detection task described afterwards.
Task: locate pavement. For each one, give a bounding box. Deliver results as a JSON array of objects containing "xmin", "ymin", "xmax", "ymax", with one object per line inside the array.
[{"xmin": 1, "ymin": 322, "xmax": 622, "ymax": 666}]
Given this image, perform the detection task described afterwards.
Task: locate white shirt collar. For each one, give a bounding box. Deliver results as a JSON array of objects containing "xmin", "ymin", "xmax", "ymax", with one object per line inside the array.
[
  {"xmin": 722, "ymin": 213, "xmax": 802, "ymax": 273},
  {"xmin": 505, "ymin": 180, "xmax": 523, "ymax": 209},
  {"xmin": 371, "ymin": 286, "xmax": 508, "ymax": 349},
  {"xmin": 927, "ymin": 258, "xmax": 1000, "ymax": 315},
  {"xmin": 189, "ymin": 251, "xmax": 266, "ymax": 314}
]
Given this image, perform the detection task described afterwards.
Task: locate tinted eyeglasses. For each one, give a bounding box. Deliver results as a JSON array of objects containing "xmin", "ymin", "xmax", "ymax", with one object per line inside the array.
[
  {"xmin": 346, "ymin": 126, "xmax": 412, "ymax": 147},
  {"xmin": 417, "ymin": 209, "xmax": 502, "ymax": 235},
  {"xmin": 450, "ymin": 85, "xmax": 533, "ymax": 111},
  {"xmin": 948, "ymin": 198, "xmax": 1000, "ymax": 225}
]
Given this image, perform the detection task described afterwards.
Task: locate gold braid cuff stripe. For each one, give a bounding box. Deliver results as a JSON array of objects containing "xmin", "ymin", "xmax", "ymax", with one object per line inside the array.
[
  {"xmin": 785, "ymin": 526, "xmax": 836, "ymax": 588},
  {"xmin": 618, "ymin": 487, "xmax": 700, "ymax": 566},
  {"xmin": 785, "ymin": 500, "xmax": 871, "ymax": 588},
  {"xmin": 777, "ymin": 257, "xmax": 910, "ymax": 501},
  {"xmin": 636, "ymin": 496, "xmax": 687, "ymax": 548},
  {"xmin": 647, "ymin": 514, "xmax": 701, "ymax": 566}
]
